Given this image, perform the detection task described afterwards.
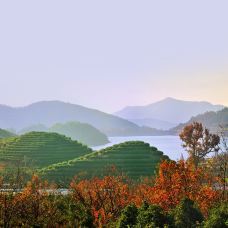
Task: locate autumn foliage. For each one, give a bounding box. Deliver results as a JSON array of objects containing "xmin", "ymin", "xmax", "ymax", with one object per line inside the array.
[
  {"xmin": 70, "ymin": 175, "xmax": 131, "ymax": 226},
  {"xmin": 179, "ymin": 122, "xmax": 220, "ymax": 167},
  {"xmin": 0, "ymin": 122, "xmax": 226, "ymax": 227},
  {"xmin": 148, "ymin": 160, "xmax": 219, "ymax": 215},
  {"xmin": 68, "ymin": 160, "xmax": 224, "ymax": 226},
  {"xmin": 0, "ymin": 158, "xmax": 226, "ymax": 227}
]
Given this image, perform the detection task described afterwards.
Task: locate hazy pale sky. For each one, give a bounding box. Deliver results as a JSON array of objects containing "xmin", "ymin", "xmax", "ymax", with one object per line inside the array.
[{"xmin": 0, "ymin": 0, "xmax": 227, "ymax": 112}]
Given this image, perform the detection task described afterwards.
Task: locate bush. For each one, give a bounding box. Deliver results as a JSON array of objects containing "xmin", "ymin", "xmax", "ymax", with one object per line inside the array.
[
  {"xmin": 204, "ymin": 202, "xmax": 228, "ymax": 228},
  {"xmin": 117, "ymin": 204, "xmax": 138, "ymax": 228},
  {"xmin": 171, "ymin": 198, "xmax": 203, "ymax": 228},
  {"xmin": 136, "ymin": 202, "xmax": 170, "ymax": 227}
]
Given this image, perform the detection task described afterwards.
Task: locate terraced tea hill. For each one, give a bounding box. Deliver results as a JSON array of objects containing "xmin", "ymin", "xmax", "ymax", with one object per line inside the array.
[
  {"xmin": 0, "ymin": 132, "xmax": 92, "ymax": 168},
  {"xmin": 40, "ymin": 141, "xmax": 169, "ymax": 184}
]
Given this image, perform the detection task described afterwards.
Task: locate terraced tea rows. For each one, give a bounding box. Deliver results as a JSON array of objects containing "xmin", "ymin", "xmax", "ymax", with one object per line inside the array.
[
  {"xmin": 0, "ymin": 132, "xmax": 169, "ymax": 184},
  {"xmin": 0, "ymin": 132, "xmax": 92, "ymax": 168},
  {"xmin": 40, "ymin": 141, "xmax": 169, "ymax": 183}
]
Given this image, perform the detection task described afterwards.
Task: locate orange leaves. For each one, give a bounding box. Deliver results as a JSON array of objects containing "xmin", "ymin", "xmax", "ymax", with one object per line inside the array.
[
  {"xmin": 195, "ymin": 186, "xmax": 220, "ymax": 216},
  {"xmin": 11, "ymin": 175, "xmax": 59, "ymax": 226},
  {"xmin": 70, "ymin": 175, "xmax": 131, "ymax": 226},
  {"xmin": 147, "ymin": 160, "xmax": 220, "ymax": 215},
  {"xmin": 69, "ymin": 160, "xmax": 222, "ymax": 226},
  {"xmin": 0, "ymin": 160, "xmax": 224, "ymax": 226}
]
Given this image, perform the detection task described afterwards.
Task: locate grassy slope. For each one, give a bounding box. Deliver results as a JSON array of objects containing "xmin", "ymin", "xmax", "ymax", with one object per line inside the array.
[
  {"xmin": 0, "ymin": 132, "xmax": 92, "ymax": 168},
  {"xmin": 39, "ymin": 141, "xmax": 169, "ymax": 183}
]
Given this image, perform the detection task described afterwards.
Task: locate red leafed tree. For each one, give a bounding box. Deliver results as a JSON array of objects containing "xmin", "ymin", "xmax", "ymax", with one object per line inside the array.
[
  {"xmin": 13, "ymin": 175, "xmax": 59, "ymax": 227},
  {"xmin": 70, "ymin": 175, "xmax": 131, "ymax": 226},
  {"xmin": 132, "ymin": 177, "xmax": 154, "ymax": 207},
  {"xmin": 146, "ymin": 160, "xmax": 220, "ymax": 215}
]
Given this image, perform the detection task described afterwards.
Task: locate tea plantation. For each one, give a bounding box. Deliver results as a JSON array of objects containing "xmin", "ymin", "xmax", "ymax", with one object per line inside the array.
[
  {"xmin": 0, "ymin": 132, "xmax": 92, "ymax": 168},
  {"xmin": 0, "ymin": 132, "xmax": 169, "ymax": 184},
  {"xmin": 39, "ymin": 141, "xmax": 169, "ymax": 184}
]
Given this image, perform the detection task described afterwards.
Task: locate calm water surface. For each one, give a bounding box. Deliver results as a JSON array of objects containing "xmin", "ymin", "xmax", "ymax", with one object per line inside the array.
[{"xmin": 92, "ymin": 136, "xmax": 187, "ymax": 161}]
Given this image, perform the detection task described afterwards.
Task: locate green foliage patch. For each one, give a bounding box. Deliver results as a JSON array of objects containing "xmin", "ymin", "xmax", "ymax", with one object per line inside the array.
[
  {"xmin": 40, "ymin": 141, "xmax": 169, "ymax": 183},
  {"xmin": 0, "ymin": 131, "xmax": 92, "ymax": 169}
]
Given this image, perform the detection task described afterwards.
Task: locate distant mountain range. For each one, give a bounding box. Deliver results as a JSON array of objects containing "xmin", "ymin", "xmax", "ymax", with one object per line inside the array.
[
  {"xmin": 171, "ymin": 108, "xmax": 228, "ymax": 135},
  {"xmin": 0, "ymin": 99, "xmax": 225, "ymax": 136},
  {"xmin": 115, "ymin": 98, "xmax": 224, "ymax": 129},
  {"xmin": 128, "ymin": 118, "xmax": 176, "ymax": 130},
  {"xmin": 0, "ymin": 101, "xmax": 167, "ymax": 137}
]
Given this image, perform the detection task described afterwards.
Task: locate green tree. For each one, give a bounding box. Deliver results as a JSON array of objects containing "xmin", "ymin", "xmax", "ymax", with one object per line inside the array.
[
  {"xmin": 136, "ymin": 202, "xmax": 170, "ymax": 227},
  {"xmin": 171, "ymin": 198, "xmax": 203, "ymax": 228},
  {"xmin": 117, "ymin": 204, "xmax": 138, "ymax": 228},
  {"xmin": 204, "ymin": 203, "xmax": 228, "ymax": 228}
]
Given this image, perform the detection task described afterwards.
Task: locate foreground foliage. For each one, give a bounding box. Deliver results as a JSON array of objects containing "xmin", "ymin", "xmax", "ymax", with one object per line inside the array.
[
  {"xmin": 0, "ymin": 159, "xmax": 226, "ymax": 227},
  {"xmin": 203, "ymin": 203, "xmax": 228, "ymax": 228}
]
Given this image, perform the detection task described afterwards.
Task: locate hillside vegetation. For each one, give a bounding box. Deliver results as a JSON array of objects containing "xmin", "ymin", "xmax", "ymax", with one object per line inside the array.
[
  {"xmin": 19, "ymin": 124, "xmax": 48, "ymax": 134},
  {"xmin": 0, "ymin": 128, "xmax": 16, "ymax": 138},
  {"xmin": 171, "ymin": 108, "xmax": 228, "ymax": 134},
  {"xmin": 0, "ymin": 132, "xmax": 92, "ymax": 168},
  {"xmin": 0, "ymin": 133, "xmax": 169, "ymax": 184},
  {"xmin": 49, "ymin": 122, "xmax": 109, "ymax": 146},
  {"xmin": 39, "ymin": 141, "xmax": 169, "ymax": 184},
  {"xmin": 18, "ymin": 122, "xmax": 109, "ymax": 147}
]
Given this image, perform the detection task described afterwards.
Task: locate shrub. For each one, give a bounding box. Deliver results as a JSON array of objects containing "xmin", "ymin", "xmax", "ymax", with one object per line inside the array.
[
  {"xmin": 136, "ymin": 202, "xmax": 170, "ymax": 227},
  {"xmin": 204, "ymin": 202, "xmax": 228, "ymax": 228},
  {"xmin": 171, "ymin": 198, "xmax": 203, "ymax": 228},
  {"xmin": 117, "ymin": 204, "xmax": 138, "ymax": 228}
]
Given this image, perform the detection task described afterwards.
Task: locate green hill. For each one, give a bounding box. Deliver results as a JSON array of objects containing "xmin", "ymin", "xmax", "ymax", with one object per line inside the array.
[
  {"xmin": 49, "ymin": 122, "xmax": 109, "ymax": 146},
  {"xmin": 0, "ymin": 128, "xmax": 16, "ymax": 138},
  {"xmin": 39, "ymin": 141, "xmax": 169, "ymax": 184},
  {"xmin": 171, "ymin": 108, "xmax": 228, "ymax": 134},
  {"xmin": 0, "ymin": 132, "xmax": 92, "ymax": 168},
  {"xmin": 18, "ymin": 122, "xmax": 109, "ymax": 147},
  {"xmin": 19, "ymin": 124, "xmax": 48, "ymax": 134}
]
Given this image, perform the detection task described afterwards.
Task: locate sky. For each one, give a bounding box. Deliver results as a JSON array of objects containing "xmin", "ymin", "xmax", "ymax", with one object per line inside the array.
[{"xmin": 0, "ymin": 0, "xmax": 227, "ymax": 113}]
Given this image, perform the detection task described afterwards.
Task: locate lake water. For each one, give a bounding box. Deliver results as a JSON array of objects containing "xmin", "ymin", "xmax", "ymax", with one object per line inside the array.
[{"xmin": 92, "ymin": 136, "xmax": 188, "ymax": 161}]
